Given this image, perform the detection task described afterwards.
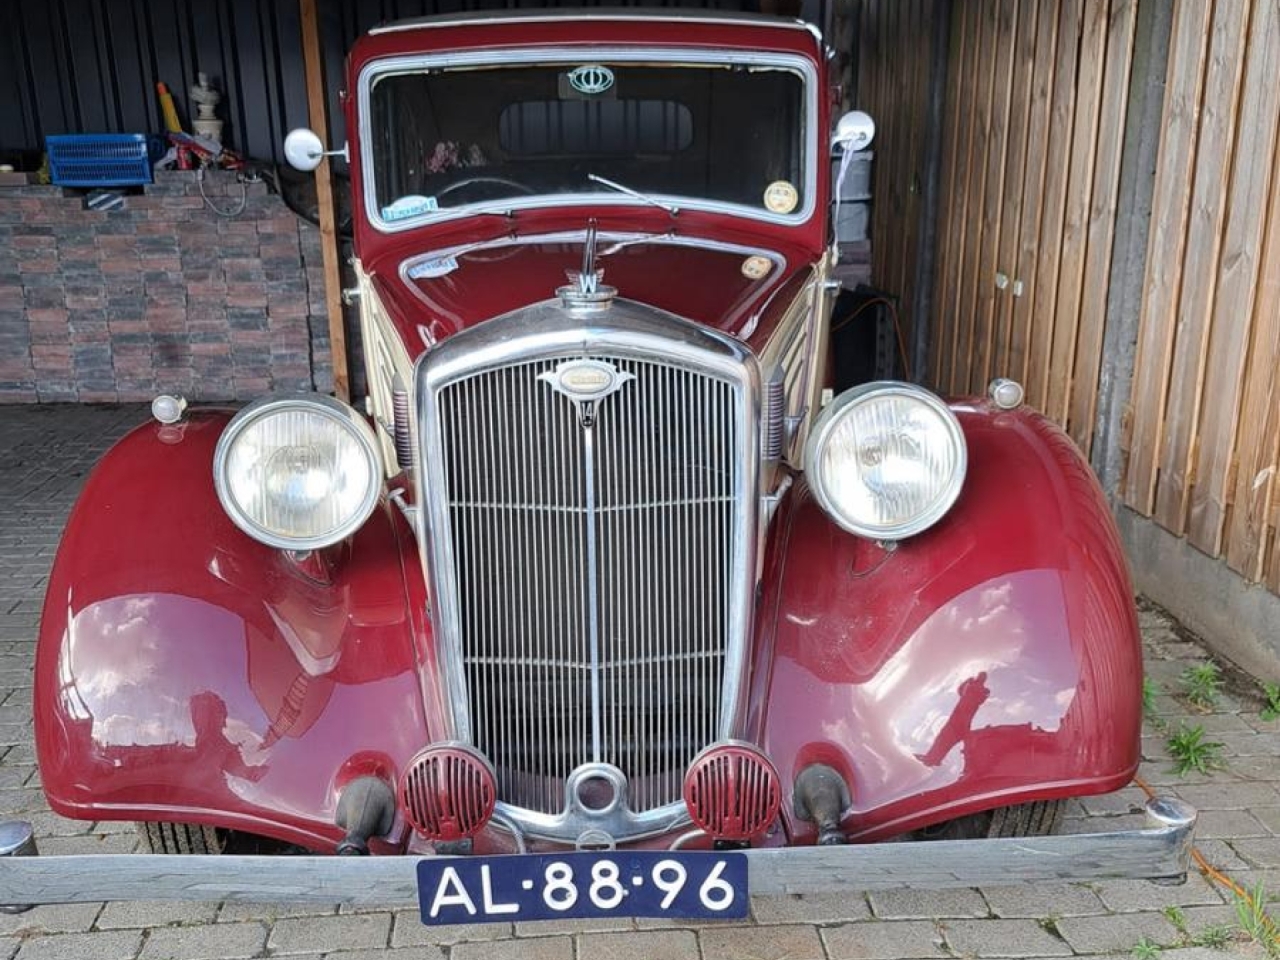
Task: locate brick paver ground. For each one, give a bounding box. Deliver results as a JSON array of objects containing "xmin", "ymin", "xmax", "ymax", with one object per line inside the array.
[{"xmin": 1, "ymin": 404, "xmax": 1275, "ymax": 959}]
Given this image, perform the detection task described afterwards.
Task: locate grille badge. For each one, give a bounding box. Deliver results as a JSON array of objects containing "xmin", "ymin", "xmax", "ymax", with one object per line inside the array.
[{"xmin": 539, "ymin": 359, "xmax": 635, "ymax": 427}]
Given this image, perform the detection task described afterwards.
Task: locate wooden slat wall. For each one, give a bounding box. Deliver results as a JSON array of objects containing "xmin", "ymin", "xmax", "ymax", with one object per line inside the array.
[
  {"xmin": 855, "ymin": 0, "xmax": 937, "ymax": 377},
  {"xmin": 928, "ymin": 0, "xmax": 1136, "ymax": 456},
  {"xmin": 1121, "ymin": 0, "xmax": 1280, "ymax": 591},
  {"xmin": 858, "ymin": 0, "xmax": 1280, "ymax": 599}
]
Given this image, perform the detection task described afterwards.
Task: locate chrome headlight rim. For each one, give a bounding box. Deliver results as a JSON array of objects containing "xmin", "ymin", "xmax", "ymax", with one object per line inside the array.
[
  {"xmin": 213, "ymin": 394, "xmax": 383, "ymax": 551},
  {"xmin": 804, "ymin": 380, "xmax": 967, "ymax": 541}
]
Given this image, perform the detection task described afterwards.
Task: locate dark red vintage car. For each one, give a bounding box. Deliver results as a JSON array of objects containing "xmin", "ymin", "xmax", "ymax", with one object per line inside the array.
[{"xmin": 6, "ymin": 9, "xmax": 1193, "ymax": 919}]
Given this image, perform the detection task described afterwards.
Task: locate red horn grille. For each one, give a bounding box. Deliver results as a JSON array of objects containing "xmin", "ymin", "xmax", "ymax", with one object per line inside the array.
[
  {"xmin": 400, "ymin": 745, "xmax": 497, "ymax": 842},
  {"xmin": 683, "ymin": 743, "xmax": 782, "ymax": 841}
]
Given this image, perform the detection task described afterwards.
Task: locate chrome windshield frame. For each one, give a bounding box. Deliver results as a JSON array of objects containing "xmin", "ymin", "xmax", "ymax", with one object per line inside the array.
[{"xmin": 357, "ymin": 47, "xmax": 821, "ymax": 235}]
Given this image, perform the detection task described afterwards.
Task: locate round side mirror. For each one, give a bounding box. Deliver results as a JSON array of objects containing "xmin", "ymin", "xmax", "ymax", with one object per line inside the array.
[
  {"xmin": 283, "ymin": 128, "xmax": 325, "ymax": 172},
  {"xmin": 833, "ymin": 111, "xmax": 876, "ymax": 153}
]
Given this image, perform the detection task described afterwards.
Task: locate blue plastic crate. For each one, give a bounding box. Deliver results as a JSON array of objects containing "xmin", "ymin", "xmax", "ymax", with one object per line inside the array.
[{"xmin": 45, "ymin": 134, "xmax": 161, "ymax": 188}]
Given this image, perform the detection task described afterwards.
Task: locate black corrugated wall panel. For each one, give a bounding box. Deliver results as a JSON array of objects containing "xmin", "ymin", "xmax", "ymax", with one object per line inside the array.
[{"xmin": 0, "ymin": 0, "xmax": 755, "ymax": 165}]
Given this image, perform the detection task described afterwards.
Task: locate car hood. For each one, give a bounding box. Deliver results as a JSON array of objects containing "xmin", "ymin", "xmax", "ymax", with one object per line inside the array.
[{"xmin": 367, "ymin": 228, "xmax": 814, "ymax": 359}]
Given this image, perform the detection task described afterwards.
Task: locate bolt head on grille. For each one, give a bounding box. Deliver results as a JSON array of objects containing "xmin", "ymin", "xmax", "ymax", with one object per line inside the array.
[
  {"xmin": 400, "ymin": 745, "xmax": 497, "ymax": 842},
  {"xmin": 683, "ymin": 743, "xmax": 782, "ymax": 841}
]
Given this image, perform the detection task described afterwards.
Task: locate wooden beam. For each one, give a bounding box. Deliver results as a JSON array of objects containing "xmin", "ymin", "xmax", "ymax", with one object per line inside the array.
[{"xmin": 299, "ymin": 0, "xmax": 350, "ymax": 402}]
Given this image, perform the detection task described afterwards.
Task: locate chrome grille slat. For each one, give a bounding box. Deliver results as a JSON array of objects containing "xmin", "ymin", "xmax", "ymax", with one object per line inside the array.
[{"xmin": 432, "ymin": 351, "xmax": 742, "ymax": 816}]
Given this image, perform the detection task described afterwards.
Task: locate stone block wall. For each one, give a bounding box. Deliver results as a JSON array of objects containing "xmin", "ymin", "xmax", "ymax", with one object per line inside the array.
[{"xmin": 0, "ymin": 170, "xmax": 334, "ymax": 403}]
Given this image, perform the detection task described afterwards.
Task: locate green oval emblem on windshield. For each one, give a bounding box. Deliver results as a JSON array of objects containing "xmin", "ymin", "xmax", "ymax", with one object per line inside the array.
[{"xmin": 568, "ymin": 65, "xmax": 615, "ymax": 96}]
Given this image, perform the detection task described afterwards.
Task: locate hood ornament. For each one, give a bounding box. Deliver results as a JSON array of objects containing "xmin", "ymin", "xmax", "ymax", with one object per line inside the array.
[{"xmin": 558, "ymin": 220, "xmax": 617, "ymax": 311}]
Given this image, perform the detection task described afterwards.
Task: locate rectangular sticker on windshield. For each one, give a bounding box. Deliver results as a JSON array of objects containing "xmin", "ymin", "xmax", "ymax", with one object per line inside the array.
[
  {"xmin": 382, "ymin": 195, "xmax": 438, "ymax": 221},
  {"xmin": 407, "ymin": 256, "xmax": 459, "ymax": 279}
]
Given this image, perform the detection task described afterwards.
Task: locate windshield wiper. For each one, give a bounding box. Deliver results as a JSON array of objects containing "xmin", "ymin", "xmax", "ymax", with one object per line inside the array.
[{"xmin": 587, "ymin": 174, "xmax": 680, "ymax": 217}]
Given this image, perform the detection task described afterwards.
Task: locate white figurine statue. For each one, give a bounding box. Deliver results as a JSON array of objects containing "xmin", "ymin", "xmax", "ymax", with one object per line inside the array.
[{"xmin": 191, "ymin": 73, "xmax": 224, "ymax": 144}]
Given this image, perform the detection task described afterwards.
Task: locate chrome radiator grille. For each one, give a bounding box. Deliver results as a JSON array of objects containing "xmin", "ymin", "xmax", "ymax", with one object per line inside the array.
[{"xmin": 433, "ymin": 355, "xmax": 741, "ymax": 815}]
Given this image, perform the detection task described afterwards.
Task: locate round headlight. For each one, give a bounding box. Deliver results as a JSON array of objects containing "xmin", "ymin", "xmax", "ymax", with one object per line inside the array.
[
  {"xmin": 214, "ymin": 395, "xmax": 383, "ymax": 550},
  {"xmin": 804, "ymin": 382, "xmax": 966, "ymax": 540}
]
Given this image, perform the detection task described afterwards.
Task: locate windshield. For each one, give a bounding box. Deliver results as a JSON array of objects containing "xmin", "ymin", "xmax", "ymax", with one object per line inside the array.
[{"xmin": 367, "ymin": 58, "xmax": 809, "ymax": 224}]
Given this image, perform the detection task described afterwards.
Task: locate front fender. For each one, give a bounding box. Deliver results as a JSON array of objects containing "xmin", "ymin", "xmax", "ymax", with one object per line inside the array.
[
  {"xmin": 753, "ymin": 403, "xmax": 1141, "ymax": 842},
  {"xmin": 34, "ymin": 412, "xmax": 440, "ymax": 851}
]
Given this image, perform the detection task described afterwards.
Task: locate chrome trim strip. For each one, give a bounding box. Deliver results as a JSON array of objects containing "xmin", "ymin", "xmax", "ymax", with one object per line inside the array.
[
  {"xmin": 583, "ymin": 423, "xmax": 602, "ymax": 764},
  {"xmin": 369, "ymin": 10, "xmax": 822, "ymax": 38},
  {"xmin": 357, "ymin": 49, "xmax": 820, "ymax": 234},
  {"xmin": 0, "ymin": 799, "xmax": 1197, "ymax": 905}
]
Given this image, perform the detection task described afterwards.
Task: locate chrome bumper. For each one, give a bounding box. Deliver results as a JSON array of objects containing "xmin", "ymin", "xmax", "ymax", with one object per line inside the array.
[{"xmin": 0, "ymin": 798, "xmax": 1195, "ymax": 908}]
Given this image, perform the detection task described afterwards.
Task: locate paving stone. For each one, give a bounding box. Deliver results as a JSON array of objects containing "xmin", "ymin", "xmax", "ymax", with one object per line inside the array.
[
  {"xmin": 942, "ymin": 919, "xmax": 1072, "ymax": 958},
  {"xmin": 1230, "ymin": 837, "xmax": 1280, "ymax": 869},
  {"xmin": 1194, "ymin": 840, "xmax": 1253, "ymax": 873},
  {"xmin": 1251, "ymin": 807, "xmax": 1280, "ymax": 835},
  {"xmin": 513, "ymin": 916, "xmax": 635, "ymax": 937},
  {"xmin": 1054, "ymin": 912, "xmax": 1178, "ymax": 954},
  {"xmin": 450, "ymin": 936, "xmax": 574, "ymax": 960},
  {"xmin": 31, "ymin": 833, "xmax": 137, "ymax": 855},
  {"xmin": 323, "ymin": 949, "xmax": 447, "ymax": 960},
  {"xmin": 1174, "ymin": 903, "xmax": 1243, "ymax": 931},
  {"xmin": 1078, "ymin": 787, "xmax": 1151, "ymax": 817},
  {"xmin": 576, "ymin": 929, "xmax": 698, "ymax": 960},
  {"xmin": 390, "ymin": 911, "xmax": 513, "ymax": 946},
  {"xmin": 822, "ymin": 919, "xmax": 947, "ymax": 960},
  {"xmin": 979, "ymin": 883, "xmax": 1107, "ymax": 919},
  {"xmin": 13, "ymin": 930, "xmax": 142, "ymax": 960},
  {"xmin": 751, "ymin": 892, "xmax": 872, "ymax": 924},
  {"xmin": 215, "ymin": 902, "xmax": 337, "ymax": 923},
  {"xmin": 869, "ymin": 887, "xmax": 989, "ymax": 919},
  {"xmin": 138, "ymin": 920, "xmax": 267, "ymax": 959},
  {"xmin": 0, "ymin": 903, "xmax": 102, "ymax": 936},
  {"xmin": 1217, "ymin": 732, "xmax": 1280, "ymax": 757},
  {"xmin": 1174, "ymin": 782, "xmax": 1280, "ymax": 811},
  {"xmin": 1225, "ymin": 756, "xmax": 1280, "ymax": 781},
  {"xmin": 700, "ymin": 923, "xmax": 826, "ymax": 960},
  {"xmin": 1092, "ymin": 874, "xmax": 1224, "ymax": 912},
  {"xmin": 1161, "ymin": 715, "xmax": 1255, "ymax": 734},
  {"xmin": 268, "ymin": 914, "xmax": 391, "ymax": 955},
  {"xmin": 97, "ymin": 900, "xmax": 220, "ymax": 929},
  {"xmin": 1194, "ymin": 808, "xmax": 1270, "ymax": 839}
]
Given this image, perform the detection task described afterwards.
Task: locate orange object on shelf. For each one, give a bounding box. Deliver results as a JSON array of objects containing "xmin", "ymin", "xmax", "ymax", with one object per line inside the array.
[{"xmin": 156, "ymin": 82, "xmax": 183, "ymax": 134}]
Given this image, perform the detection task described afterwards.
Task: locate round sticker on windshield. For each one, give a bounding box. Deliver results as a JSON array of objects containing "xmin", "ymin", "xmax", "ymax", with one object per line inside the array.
[
  {"xmin": 741, "ymin": 256, "xmax": 773, "ymax": 280},
  {"xmin": 763, "ymin": 181, "xmax": 799, "ymax": 214},
  {"xmin": 568, "ymin": 65, "xmax": 615, "ymax": 96}
]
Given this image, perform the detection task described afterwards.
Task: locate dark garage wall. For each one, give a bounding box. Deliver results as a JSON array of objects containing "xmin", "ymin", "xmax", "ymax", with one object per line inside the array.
[
  {"xmin": 0, "ymin": 0, "xmax": 756, "ymax": 165},
  {"xmin": 0, "ymin": 1, "xmax": 310, "ymax": 164}
]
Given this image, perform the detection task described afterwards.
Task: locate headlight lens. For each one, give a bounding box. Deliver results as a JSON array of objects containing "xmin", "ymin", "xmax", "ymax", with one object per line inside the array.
[
  {"xmin": 214, "ymin": 395, "xmax": 383, "ymax": 550},
  {"xmin": 804, "ymin": 382, "xmax": 966, "ymax": 540}
]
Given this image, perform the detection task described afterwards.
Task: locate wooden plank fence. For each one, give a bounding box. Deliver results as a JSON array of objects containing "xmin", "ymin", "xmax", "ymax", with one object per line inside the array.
[
  {"xmin": 926, "ymin": 0, "xmax": 1136, "ymax": 447},
  {"xmin": 854, "ymin": 0, "xmax": 937, "ymax": 376},
  {"xmin": 1122, "ymin": 0, "xmax": 1280, "ymax": 588},
  {"xmin": 858, "ymin": 0, "xmax": 1280, "ymax": 595}
]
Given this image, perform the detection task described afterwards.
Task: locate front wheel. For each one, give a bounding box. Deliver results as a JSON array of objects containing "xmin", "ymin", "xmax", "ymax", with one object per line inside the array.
[{"xmin": 916, "ymin": 799, "xmax": 1065, "ymax": 840}]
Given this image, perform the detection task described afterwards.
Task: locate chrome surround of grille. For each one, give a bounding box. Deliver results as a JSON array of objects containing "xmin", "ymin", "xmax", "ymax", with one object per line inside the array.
[{"xmin": 415, "ymin": 299, "xmax": 761, "ymax": 842}]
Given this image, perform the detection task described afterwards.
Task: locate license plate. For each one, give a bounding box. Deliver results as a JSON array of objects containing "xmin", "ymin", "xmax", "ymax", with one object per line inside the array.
[{"xmin": 417, "ymin": 850, "xmax": 748, "ymax": 924}]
